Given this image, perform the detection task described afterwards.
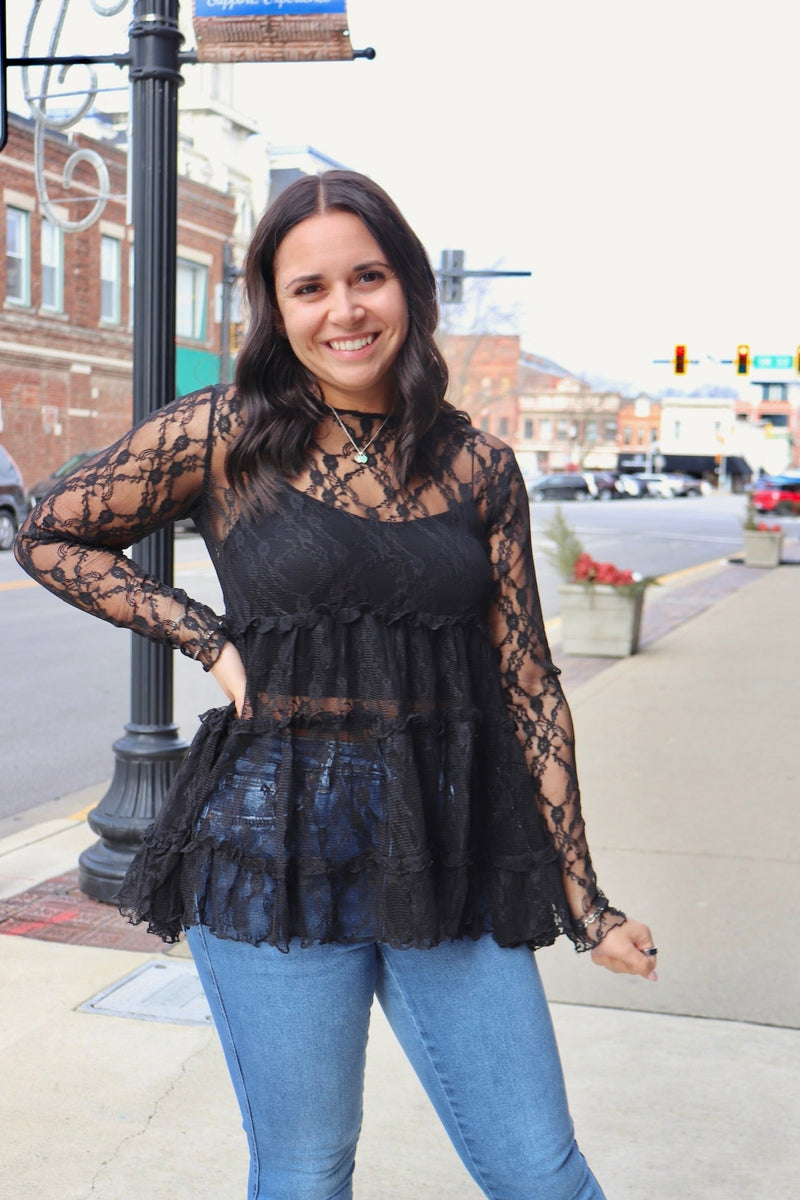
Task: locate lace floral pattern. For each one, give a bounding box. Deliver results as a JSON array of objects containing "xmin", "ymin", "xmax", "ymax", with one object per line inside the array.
[{"xmin": 15, "ymin": 385, "xmax": 625, "ymax": 950}]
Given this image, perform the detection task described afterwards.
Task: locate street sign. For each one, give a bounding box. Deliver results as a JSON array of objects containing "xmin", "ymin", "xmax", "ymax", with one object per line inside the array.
[
  {"xmin": 752, "ymin": 355, "xmax": 793, "ymax": 369},
  {"xmin": 192, "ymin": 0, "xmax": 354, "ymax": 62}
]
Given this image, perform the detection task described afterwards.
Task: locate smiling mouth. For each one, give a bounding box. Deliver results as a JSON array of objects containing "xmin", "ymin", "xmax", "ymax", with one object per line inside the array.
[{"xmin": 327, "ymin": 333, "xmax": 378, "ymax": 352}]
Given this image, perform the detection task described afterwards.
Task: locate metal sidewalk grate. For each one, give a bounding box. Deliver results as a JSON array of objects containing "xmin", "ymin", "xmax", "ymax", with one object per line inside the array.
[{"xmin": 81, "ymin": 959, "xmax": 212, "ymax": 1026}]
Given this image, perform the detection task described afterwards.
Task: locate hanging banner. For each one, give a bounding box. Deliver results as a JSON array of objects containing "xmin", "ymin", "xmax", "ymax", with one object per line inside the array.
[{"xmin": 192, "ymin": 0, "xmax": 354, "ymax": 63}]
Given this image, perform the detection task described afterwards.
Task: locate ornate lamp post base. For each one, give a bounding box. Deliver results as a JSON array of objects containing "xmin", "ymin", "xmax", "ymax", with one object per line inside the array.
[{"xmin": 78, "ymin": 722, "xmax": 188, "ymax": 903}]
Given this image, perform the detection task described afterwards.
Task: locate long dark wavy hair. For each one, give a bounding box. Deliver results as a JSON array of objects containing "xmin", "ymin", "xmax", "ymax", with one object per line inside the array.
[{"xmin": 227, "ymin": 170, "xmax": 465, "ymax": 513}]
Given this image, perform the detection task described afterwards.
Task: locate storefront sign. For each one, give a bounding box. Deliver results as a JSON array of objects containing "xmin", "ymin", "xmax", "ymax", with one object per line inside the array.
[{"xmin": 193, "ymin": 0, "xmax": 354, "ymax": 62}]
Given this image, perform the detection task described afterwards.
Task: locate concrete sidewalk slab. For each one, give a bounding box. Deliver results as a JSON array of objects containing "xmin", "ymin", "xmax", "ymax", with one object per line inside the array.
[
  {"xmin": 538, "ymin": 566, "xmax": 800, "ymax": 1028},
  {"xmin": 0, "ymin": 817, "xmax": 97, "ymax": 901}
]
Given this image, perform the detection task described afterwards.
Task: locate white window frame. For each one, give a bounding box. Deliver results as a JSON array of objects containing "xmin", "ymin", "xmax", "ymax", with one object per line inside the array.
[
  {"xmin": 100, "ymin": 234, "xmax": 122, "ymax": 324},
  {"xmin": 41, "ymin": 218, "xmax": 64, "ymax": 312},
  {"xmin": 6, "ymin": 208, "xmax": 31, "ymax": 306},
  {"xmin": 176, "ymin": 257, "xmax": 208, "ymax": 341}
]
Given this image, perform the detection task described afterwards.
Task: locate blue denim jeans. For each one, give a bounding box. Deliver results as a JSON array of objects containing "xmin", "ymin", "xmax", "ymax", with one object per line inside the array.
[{"xmin": 187, "ymin": 928, "xmax": 605, "ymax": 1200}]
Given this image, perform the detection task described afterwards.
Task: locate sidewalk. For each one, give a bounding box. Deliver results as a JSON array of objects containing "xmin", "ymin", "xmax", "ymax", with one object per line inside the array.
[{"xmin": 1, "ymin": 558, "xmax": 798, "ymax": 1199}]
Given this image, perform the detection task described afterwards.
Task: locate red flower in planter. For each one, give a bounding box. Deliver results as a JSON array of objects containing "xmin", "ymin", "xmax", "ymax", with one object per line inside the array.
[
  {"xmin": 571, "ymin": 553, "xmax": 656, "ymax": 594},
  {"xmin": 756, "ymin": 521, "xmax": 782, "ymax": 533}
]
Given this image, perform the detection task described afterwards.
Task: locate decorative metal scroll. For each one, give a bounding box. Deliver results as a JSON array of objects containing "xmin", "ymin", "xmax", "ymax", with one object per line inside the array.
[{"xmin": 22, "ymin": 0, "xmax": 129, "ymax": 232}]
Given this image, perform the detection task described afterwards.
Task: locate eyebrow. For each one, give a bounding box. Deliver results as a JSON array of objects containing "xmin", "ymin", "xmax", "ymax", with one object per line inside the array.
[{"xmin": 282, "ymin": 260, "xmax": 392, "ymax": 291}]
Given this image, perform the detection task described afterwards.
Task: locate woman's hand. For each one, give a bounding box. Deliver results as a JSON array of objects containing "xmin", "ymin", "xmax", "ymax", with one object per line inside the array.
[
  {"xmin": 590, "ymin": 918, "xmax": 659, "ymax": 982},
  {"xmin": 210, "ymin": 640, "xmax": 247, "ymax": 716}
]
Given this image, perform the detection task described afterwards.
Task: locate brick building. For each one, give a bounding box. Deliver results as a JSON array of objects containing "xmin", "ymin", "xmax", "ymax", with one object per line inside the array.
[
  {"xmin": 1, "ymin": 114, "xmax": 236, "ymax": 488},
  {"xmin": 438, "ymin": 333, "xmax": 520, "ymax": 440},
  {"xmin": 617, "ymin": 396, "xmax": 661, "ymax": 461}
]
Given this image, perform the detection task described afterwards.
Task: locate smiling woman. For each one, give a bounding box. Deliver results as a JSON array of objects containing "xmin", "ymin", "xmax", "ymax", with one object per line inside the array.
[{"xmin": 15, "ymin": 168, "xmax": 656, "ymax": 1200}]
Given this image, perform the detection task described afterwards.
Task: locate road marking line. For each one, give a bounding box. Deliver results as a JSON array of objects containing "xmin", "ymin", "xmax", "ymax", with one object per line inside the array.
[
  {"xmin": 68, "ymin": 803, "xmax": 97, "ymax": 822},
  {"xmin": 1, "ymin": 557, "xmax": 213, "ymax": 593}
]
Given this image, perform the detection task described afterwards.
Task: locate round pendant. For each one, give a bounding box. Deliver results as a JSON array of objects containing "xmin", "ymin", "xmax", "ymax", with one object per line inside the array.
[{"xmin": 354, "ymin": 452, "xmax": 369, "ymax": 464}]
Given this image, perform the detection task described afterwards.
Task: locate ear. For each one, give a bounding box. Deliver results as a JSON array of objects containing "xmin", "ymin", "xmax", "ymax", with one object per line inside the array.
[{"xmin": 272, "ymin": 308, "xmax": 286, "ymax": 337}]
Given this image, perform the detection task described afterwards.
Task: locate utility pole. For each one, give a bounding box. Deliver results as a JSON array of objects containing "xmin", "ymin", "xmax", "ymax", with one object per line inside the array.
[{"xmin": 437, "ymin": 249, "xmax": 530, "ymax": 304}]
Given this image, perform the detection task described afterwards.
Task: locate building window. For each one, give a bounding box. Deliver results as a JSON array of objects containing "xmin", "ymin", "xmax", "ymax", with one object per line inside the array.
[
  {"xmin": 100, "ymin": 235, "xmax": 121, "ymax": 323},
  {"xmin": 556, "ymin": 418, "xmax": 569, "ymax": 439},
  {"xmin": 539, "ymin": 418, "xmax": 552, "ymax": 441},
  {"xmin": 673, "ymin": 420, "xmax": 681, "ymax": 441},
  {"xmin": 623, "ymin": 426, "xmax": 632, "ymax": 445},
  {"xmin": 498, "ymin": 416, "xmax": 509, "ymax": 437},
  {"xmin": 586, "ymin": 419, "xmax": 598, "ymax": 443},
  {"xmin": 480, "ymin": 416, "xmax": 489, "ymax": 432},
  {"xmin": 6, "ymin": 208, "xmax": 31, "ymax": 305},
  {"xmin": 176, "ymin": 258, "xmax": 208, "ymax": 341},
  {"xmin": 523, "ymin": 418, "xmax": 534, "ymax": 440},
  {"xmin": 604, "ymin": 419, "xmax": 617, "ymax": 441},
  {"xmin": 41, "ymin": 219, "xmax": 63, "ymax": 312}
]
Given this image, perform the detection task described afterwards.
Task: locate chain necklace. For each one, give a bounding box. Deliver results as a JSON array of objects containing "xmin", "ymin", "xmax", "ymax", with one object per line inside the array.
[{"xmin": 326, "ymin": 404, "xmax": 393, "ymax": 465}]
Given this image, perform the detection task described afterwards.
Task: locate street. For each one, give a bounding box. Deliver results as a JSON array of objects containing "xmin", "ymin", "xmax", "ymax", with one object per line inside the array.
[{"xmin": 0, "ymin": 492, "xmax": 758, "ymax": 821}]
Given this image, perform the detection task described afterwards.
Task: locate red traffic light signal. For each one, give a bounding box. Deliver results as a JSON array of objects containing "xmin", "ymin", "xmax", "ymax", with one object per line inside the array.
[
  {"xmin": 736, "ymin": 344, "xmax": 750, "ymax": 375},
  {"xmin": 673, "ymin": 344, "xmax": 687, "ymax": 374}
]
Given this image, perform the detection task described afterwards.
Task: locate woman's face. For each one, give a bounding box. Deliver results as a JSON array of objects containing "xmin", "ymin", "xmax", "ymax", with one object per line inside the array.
[{"xmin": 273, "ymin": 209, "xmax": 409, "ymax": 412}]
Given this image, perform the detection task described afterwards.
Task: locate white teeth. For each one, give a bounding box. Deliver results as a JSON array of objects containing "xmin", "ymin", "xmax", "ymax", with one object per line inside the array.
[{"xmin": 329, "ymin": 334, "xmax": 376, "ymax": 352}]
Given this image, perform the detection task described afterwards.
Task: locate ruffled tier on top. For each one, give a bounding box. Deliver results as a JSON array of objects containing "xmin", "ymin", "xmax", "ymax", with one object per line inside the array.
[{"xmin": 116, "ymin": 609, "xmax": 580, "ymax": 951}]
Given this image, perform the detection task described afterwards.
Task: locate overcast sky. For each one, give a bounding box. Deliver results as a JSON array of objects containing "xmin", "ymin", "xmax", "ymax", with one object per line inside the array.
[{"xmin": 7, "ymin": 1, "xmax": 800, "ymax": 393}]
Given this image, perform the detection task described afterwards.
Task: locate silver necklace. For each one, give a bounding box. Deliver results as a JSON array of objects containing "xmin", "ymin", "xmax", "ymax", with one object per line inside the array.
[{"xmin": 327, "ymin": 405, "xmax": 392, "ymax": 465}]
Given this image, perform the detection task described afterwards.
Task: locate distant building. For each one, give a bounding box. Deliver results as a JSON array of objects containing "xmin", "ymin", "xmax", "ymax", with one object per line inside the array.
[
  {"xmin": 438, "ymin": 333, "xmax": 520, "ymax": 441},
  {"xmin": 267, "ymin": 145, "xmax": 350, "ymax": 206},
  {"xmin": 516, "ymin": 352, "xmax": 622, "ymax": 475}
]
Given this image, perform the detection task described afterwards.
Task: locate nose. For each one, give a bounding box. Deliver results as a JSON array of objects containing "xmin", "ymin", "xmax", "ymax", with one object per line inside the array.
[{"xmin": 329, "ymin": 283, "xmax": 365, "ymax": 327}]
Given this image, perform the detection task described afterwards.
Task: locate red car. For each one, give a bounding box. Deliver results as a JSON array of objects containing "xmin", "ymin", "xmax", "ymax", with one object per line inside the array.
[{"xmin": 751, "ymin": 475, "xmax": 800, "ymax": 514}]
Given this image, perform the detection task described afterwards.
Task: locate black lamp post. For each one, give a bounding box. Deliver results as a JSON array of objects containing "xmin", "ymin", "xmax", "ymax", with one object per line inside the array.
[{"xmin": 78, "ymin": 0, "xmax": 187, "ymax": 901}]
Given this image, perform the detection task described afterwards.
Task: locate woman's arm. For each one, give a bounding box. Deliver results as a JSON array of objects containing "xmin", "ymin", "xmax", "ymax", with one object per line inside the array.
[
  {"xmin": 478, "ymin": 439, "xmax": 654, "ymax": 967},
  {"xmin": 14, "ymin": 387, "xmax": 227, "ymax": 670}
]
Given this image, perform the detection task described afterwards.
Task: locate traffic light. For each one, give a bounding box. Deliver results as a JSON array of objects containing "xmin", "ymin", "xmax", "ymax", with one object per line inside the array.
[
  {"xmin": 736, "ymin": 344, "xmax": 750, "ymax": 375},
  {"xmin": 673, "ymin": 344, "xmax": 687, "ymax": 375}
]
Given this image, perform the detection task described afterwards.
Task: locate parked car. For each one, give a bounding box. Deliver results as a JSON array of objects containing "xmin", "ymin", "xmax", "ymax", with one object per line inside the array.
[
  {"xmin": 629, "ymin": 472, "xmax": 678, "ymax": 498},
  {"xmin": 751, "ymin": 475, "xmax": 800, "ymax": 514},
  {"xmin": 615, "ymin": 474, "xmax": 649, "ymax": 498},
  {"xmin": 0, "ymin": 444, "xmax": 29, "ymax": 552},
  {"xmin": 29, "ymin": 449, "xmax": 101, "ymax": 508},
  {"xmin": 663, "ymin": 473, "xmax": 705, "ymax": 497},
  {"xmin": 527, "ymin": 472, "xmax": 594, "ymax": 502},
  {"xmin": 583, "ymin": 470, "xmax": 622, "ymax": 501}
]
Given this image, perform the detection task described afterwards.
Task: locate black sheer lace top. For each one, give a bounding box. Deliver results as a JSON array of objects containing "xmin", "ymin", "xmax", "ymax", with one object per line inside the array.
[{"xmin": 15, "ymin": 384, "xmax": 625, "ymax": 951}]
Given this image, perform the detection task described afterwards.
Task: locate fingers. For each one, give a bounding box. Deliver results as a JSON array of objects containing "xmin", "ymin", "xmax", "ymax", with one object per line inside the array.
[{"xmin": 590, "ymin": 919, "xmax": 659, "ymax": 982}]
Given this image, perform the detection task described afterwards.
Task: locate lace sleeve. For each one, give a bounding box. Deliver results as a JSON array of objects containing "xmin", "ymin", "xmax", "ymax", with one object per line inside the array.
[
  {"xmin": 13, "ymin": 388, "xmax": 227, "ymax": 670},
  {"xmin": 478, "ymin": 439, "xmax": 626, "ymax": 948}
]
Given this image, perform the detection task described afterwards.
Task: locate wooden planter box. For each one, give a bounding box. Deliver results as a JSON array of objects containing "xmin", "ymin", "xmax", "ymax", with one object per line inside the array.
[
  {"xmin": 743, "ymin": 530, "xmax": 784, "ymax": 568},
  {"xmin": 559, "ymin": 584, "xmax": 645, "ymax": 657}
]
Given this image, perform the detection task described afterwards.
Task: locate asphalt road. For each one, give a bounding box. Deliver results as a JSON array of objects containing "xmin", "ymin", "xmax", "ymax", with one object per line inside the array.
[{"xmin": 0, "ymin": 492, "xmax": 753, "ymax": 820}]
